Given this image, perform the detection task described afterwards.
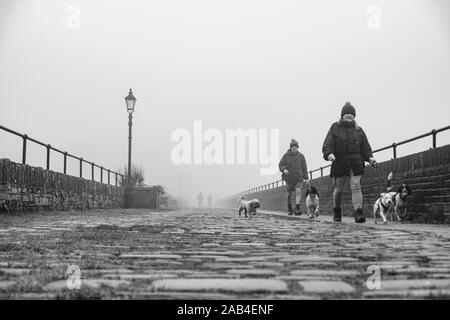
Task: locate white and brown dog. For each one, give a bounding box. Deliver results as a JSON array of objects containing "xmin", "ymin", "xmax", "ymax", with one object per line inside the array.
[
  {"xmin": 305, "ymin": 185, "xmax": 320, "ymax": 218},
  {"xmin": 238, "ymin": 197, "xmax": 261, "ymax": 218},
  {"xmin": 373, "ymin": 172, "xmax": 412, "ymax": 224},
  {"xmin": 373, "ymin": 192, "xmax": 394, "ymax": 224}
]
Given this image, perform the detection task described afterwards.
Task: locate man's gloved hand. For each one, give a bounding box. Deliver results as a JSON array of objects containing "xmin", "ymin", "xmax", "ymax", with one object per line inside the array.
[
  {"xmin": 328, "ymin": 154, "xmax": 336, "ymax": 162},
  {"xmin": 283, "ymin": 169, "xmax": 289, "ymax": 175},
  {"xmin": 369, "ymin": 157, "xmax": 377, "ymax": 166}
]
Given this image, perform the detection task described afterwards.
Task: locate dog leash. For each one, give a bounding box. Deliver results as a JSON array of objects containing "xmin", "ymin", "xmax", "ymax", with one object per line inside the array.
[{"xmin": 374, "ymin": 161, "xmax": 382, "ymax": 196}]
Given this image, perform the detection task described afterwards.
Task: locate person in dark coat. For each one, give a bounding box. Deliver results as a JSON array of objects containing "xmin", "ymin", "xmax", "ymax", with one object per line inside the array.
[
  {"xmin": 279, "ymin": 139, "xmax": 309, "ymax": 215},
  {"xmin": 322, "ymin": 102, "xmax": 376, "ymax": 223}
]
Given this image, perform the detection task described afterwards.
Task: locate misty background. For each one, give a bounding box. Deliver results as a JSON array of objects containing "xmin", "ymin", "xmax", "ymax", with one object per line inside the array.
[{"xmin": 0, "ymin": 0, "xmax": 449, "ymax": 205}]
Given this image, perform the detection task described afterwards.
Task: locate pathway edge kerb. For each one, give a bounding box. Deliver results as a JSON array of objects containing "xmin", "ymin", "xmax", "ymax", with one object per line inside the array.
[{"xmin": 214, "ymin": 206, "xmax": 450, "ymax": 239}]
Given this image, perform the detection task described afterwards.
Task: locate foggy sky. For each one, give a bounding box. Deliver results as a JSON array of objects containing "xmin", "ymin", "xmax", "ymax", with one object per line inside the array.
[{"xmin": 1, "ymin": 0, "xmax": 449, "ymax": 204}]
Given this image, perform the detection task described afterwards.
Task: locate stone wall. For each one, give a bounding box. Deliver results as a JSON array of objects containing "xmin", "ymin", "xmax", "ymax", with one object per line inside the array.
[
  {"xmin": 0, "ymin": 158, "xmax": 124, "ymax": 213},
  {"xmin": 218, "ymin": 145, "xmax": 450, "ymax": 224},
  {"xmin": 124, "ymin": 187, "xmax": 159, "ymax": 209}
]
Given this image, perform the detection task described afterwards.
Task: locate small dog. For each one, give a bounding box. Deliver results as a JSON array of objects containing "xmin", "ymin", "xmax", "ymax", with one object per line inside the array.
[
  {"xmin": 238, "ymin": 197, "xmax": 261, "ymax": 218},
  {"xmin": 388, "ymin": 184, "xmax": 412, "ymax": 221},
  {"xmin": 373, "ymin": 192, "xmax": 394, "ymax": 224},
  {"xmin": 305, "ymin": 185, "xmax": 320, "ymax": 218},
  {"xmin": 373, "ymin": 172, "xmax": 412, "ymax": 224}
]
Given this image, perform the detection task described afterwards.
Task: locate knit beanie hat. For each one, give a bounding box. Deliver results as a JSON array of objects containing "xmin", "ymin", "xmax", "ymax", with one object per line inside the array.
[
  {"xmin": 290, "ymin": 139, "xmax": 299, "ymax": 148},
  {"xmin": 341, "ymin": 102, "xmax": 356, "ymax": 117}
]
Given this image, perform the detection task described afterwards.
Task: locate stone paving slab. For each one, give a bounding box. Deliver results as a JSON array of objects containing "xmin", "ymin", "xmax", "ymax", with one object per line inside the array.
[
  {"xmin": 379, "ymin": 279, "xmax": 450, "ymax": 290},
  {"xmin": 290, "ymin": 270, "xmax": 359, "ymax": 277},
  {"xmin": 103, "ymin": 273, "xmax": 179, "ymax": 280},
  {"xmin": 120, "ymin": 253, "xmax": 183, "ymax": 259},
  {"xmin": 299, "ymin": 281, "xmax": 355, "ymax": 293},
  {"xmin": 363, "ymin": 289, "xmax": 450, "ymax": 298},
  {"xmin": 0, "ymin": 281, "xmax": 16, "ymax": 290},
  {"xmin": 43, "ymin": 279, "xmax": 131, "ymax": 291},
  {"xmin": 150, "ymin": 278, "xmax": 289, "ymax": 293}
]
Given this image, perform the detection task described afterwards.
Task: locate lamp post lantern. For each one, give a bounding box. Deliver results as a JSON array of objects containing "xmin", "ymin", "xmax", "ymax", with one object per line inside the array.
[{"xmin": 125, "ymin": 88, "xmax": 137, "ymax": 186}]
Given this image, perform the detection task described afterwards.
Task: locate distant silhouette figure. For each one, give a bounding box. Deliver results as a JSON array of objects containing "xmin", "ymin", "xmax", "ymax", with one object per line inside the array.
[
  {"xmin": 207, "ymin": 194, "xmax": 212, "ymax": 208},
  {"xmin": 197, "ymin": 192, "xmax": 204, "ymax": 208}
]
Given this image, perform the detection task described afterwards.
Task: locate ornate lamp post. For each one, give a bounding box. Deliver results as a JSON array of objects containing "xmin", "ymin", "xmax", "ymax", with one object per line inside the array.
[{"xmin": 125, "ymin": 88, "xmax": 137, "ymax": 186}]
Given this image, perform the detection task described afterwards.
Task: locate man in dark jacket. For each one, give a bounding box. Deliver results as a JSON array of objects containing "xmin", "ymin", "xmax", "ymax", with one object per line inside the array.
[
  {"xmin": 279, "ymin": 139, "xmax": 309, "ymax": 215},
  {"xmin": 322, "ymin": 102, "xmax": 376, "ymax": 223}
]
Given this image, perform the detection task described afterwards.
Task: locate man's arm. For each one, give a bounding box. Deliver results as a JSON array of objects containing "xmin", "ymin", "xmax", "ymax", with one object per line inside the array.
[
  {"xmin": 279, "ymin": 154, "xmax": 287, "ymax": 172},
  {"xmin": 322, "ymin": 124, "xmax": 335, "ymax": 161},
  {"xmin": 301, "ymin": 153, "xmax": 308, "ymax": 179}
]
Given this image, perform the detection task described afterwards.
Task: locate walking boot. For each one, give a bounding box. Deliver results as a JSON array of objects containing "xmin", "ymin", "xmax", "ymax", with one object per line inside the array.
[
  {"xmin": 355, "ymin": 208, "xmax": 366, "ymax": 223},
  {"xmin": 294, "ymin": 204, "xmax": 302, "ymax": 215},
  {"xmin": 288, "ymin": 203, "xmax": 293, "ymax": 215},
  {"xmin": 333, "ymin": 207, "xmax": 342, "ymax": 222}
]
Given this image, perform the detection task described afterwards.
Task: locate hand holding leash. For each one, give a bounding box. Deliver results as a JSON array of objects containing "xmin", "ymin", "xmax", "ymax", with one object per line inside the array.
[
  {"xmin": 283, "ymin": 169, "xmax": 289, "ymax": 174},
  {"xmin": 369, "ymin": 157, "xmax": 377, "ymax": 167},
  {"xmin": 328, "ymin": 154, "xmax": 336, "ymax": 162}
]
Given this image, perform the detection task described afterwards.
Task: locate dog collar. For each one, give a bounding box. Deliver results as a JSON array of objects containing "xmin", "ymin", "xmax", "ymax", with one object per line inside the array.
[{"xmin": 392, "ymin": 193, "xmax": 397, "ymax": 205}]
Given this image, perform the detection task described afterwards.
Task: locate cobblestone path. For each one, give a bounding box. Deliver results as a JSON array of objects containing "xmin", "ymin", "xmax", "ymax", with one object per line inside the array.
[{"xmin": 0, "ymin": 208, "xmax": 449, "ymax": 299}]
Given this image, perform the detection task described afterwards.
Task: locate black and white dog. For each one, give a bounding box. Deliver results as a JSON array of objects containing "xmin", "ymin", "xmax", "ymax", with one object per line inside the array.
[
  {"xmin": 387, "ymin": 177, "xmax": 412, "ymax": 221},
  {"xmin": 238, "ymin": 197, "xmax": 261, "ymax": 218},
  {"xmin": 305, "ymin": 185, "xmax": 320, "ymax": 218},
  {"xmin": 373, "ymin": 172, "xmax": 412, "ymax": 224}
]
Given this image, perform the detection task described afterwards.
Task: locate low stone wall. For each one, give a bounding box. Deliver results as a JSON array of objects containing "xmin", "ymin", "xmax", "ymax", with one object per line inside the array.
[
  {"xmin": 124, "ymin": 187, "xmax": 159, "ymax": 209},
  {"xmin": 218, "ymin": 145, "xmax": 450, "ymax": 224},
  {"xmin": 0, "ymin": 158, "xmax": 124, "ymax": 213}
]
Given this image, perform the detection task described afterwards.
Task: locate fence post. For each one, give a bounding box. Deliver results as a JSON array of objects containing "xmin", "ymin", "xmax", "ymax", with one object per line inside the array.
[
  {"xmin": 309, "ymin": 171, "xmax": 312, "ymax": 180},
  {"xmin": 100, "ymin": 166, "xmax": 103, "ymax": 183},
  {"xmin": 108, "ymin": 169, "xmax": 110, "ymax": 185},
  {"xmin": 22, "ymin": 134, "xmax": 27, "ymax": 164},
  {"xmin": 79, "ymin": 158, "xmax": 83, "ymax": 178},
  {"xmin": 432, "ymin": 129, "xmax": 437, "ymax": 148},
  {"xmin": 63, "ymin": 152, "xmax": 67, "ymax": 174},
  {"xmin": 115, "ymin": 173, "xmax": 118, "ymax": 186},
  {"xmin": 320, "ymin": 167, "xmax": 323, "ymax": 177},
  {"xmin": 46, "ymin": 144, "xmax": 51, "ymax": 170},
  {"xmin": 392, "ymin": 143, "xmax": 397, "ymax": 159},
  {"xmin": 91, "ymin": 163, "xmax": 95, "ymax": 181}
]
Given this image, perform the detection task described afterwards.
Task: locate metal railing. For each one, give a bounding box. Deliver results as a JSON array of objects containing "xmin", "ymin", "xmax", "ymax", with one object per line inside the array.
[
  {"xmin": 0, "ymin": 124, "xmax": 125, "ymax": 186},
  {"xmin": 234, "ymin": 125, "xmax": 450, "ymax": 197}
]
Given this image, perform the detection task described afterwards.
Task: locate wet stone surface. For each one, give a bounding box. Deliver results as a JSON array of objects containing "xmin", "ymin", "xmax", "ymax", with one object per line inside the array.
[{"xmin": 0, "ymin": 208, "xmax": 449, "ymax": 299}]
